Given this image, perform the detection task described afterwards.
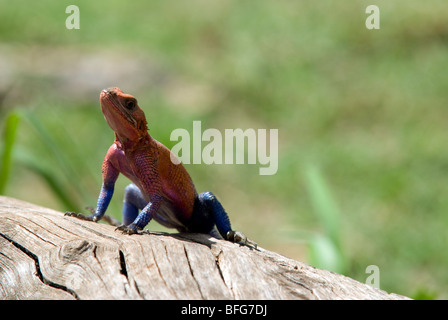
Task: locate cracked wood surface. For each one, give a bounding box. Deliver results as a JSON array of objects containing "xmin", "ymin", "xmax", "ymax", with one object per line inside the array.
[{"xmin": 0, "ymin": 196, "xmax": 409, "ymax": 300}]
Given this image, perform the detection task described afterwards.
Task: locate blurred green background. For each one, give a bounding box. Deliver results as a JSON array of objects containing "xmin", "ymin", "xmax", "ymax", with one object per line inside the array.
[{"xmin": 1, "ymin": 0, "xmax": 447, "ymax": 299}]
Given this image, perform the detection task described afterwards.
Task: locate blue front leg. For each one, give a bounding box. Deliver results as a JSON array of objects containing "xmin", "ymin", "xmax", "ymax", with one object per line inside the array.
[
  {"xmin": 92, "ymin": 157, "xmax": 119, "ymax": 221},
  {"xmin": 65, "ymin": 157, "xmax": 120, "ymax": 223},
  {"xmin": 91, "ymin": 183, "xmax": 115, "ymax": 221},
  {"xmin": 122, "ymin": 184, "xmax": 147, "ymax": 225},
  {"xmin": 65, "ymin": 182, "xmax": 116, "ymax": 222},
  {"xmin": 116, "ymin": 193, "xmax": 163, "ymax": 234}
]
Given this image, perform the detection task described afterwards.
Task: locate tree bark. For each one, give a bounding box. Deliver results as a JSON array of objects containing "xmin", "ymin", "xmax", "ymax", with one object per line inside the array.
[{"xmin": 0, "ymin": 196, "xmax": 408, "ymax": 300}]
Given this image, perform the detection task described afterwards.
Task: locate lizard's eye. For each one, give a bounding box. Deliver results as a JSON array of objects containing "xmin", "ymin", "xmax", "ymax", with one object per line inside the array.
[{"xmin": 125, "ymin": 99, "xmax": 137, "ymax": 111}]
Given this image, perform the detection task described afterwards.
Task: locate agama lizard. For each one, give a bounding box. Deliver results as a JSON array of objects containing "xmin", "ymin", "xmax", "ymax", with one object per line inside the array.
[{"xmin": 66, "ymin": 87, "xmax": 256, "ymax": 248}]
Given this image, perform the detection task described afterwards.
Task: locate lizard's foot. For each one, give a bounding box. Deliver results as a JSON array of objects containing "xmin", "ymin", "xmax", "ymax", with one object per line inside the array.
[
  {"xmin": 226, "ymin": 230, "xmax": 258, "ymax": 249},
  {"xmin": 65, "ymin": 212, "xmax": 99, "ymax": 222},
  {"xmin": 115, "ymin": 223, "xmax": 149, "ymax": 235},
  {"xmin": 66, "ymin": 209, "xmax": 121, "ymax": 227}
]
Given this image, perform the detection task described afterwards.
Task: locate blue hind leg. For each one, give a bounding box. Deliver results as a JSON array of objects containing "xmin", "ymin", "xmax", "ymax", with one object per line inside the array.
[{"xmin": 198, "ymin": 192, "xmax": 257, "ymax": 248}]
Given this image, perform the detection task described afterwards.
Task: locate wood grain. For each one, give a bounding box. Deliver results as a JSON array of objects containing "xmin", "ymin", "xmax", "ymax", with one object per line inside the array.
[{"xmin": 0, "ymin": 196, "xmax": 409, "ymax": 300}]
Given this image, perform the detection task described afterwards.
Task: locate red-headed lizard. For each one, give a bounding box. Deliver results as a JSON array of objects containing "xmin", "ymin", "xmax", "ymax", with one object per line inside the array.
[{"xmin": 66, "ymin": 87, "xmax": 256, "ymax": 248}]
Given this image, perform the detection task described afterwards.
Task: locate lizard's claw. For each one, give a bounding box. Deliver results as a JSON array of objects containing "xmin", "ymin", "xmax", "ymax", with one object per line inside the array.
[
  {"xmin": 115, "ymin": 223, "xmax": 149, "ymax": 235},
  {"xmin": 226, "ymin": 230, "xmax": 258, "ymax": 249},
  {"xmin": 65, "ymin": 212, "xmax": 99, "ymax": 222},
  {"xmin": 66, "ymin": 210, "xmax": 121, "ymax": 227}
]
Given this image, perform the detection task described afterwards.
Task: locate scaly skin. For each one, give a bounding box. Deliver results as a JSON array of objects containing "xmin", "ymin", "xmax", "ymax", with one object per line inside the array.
[{"xmin": 65, "ymin": 87, "xmax": 256, "ymax": 248}]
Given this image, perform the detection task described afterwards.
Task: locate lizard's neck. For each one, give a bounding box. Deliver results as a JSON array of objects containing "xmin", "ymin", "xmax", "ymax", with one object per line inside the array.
[{"xmin": 115, "ymin": 132, "xmax": 153, "ymax": 152}]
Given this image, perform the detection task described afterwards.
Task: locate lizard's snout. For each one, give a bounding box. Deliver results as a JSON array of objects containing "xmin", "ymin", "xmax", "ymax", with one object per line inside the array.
[{"xmin": 102, "ymin": 87, "xmax": 122, "ymax": 96}]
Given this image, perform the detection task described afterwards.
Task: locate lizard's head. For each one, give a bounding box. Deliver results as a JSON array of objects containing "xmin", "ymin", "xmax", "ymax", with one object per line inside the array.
[{"xmin": 100, "ymin": 87, "xmax": 148, "ymax": 142}]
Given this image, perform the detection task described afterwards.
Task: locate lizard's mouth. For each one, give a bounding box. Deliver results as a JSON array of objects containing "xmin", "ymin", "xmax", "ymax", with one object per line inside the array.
[{"xmin": 101, "ymin": 88, "xmax": 138, "ymax": 128}]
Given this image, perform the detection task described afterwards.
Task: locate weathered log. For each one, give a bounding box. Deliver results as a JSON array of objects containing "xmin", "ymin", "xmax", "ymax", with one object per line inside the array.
[{"xmin": 0, "ymin": 196, "xmax": 408, "ymax": 300}]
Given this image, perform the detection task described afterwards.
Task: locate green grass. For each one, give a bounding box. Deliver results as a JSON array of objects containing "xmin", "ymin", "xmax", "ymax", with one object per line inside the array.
[
  {"xmin": 1, "ymin": 0, "xmax": 448, "ymax": 298},
  {"xmin": 304, "ymin": 164, "xmax": 347, "ymax": 275},
  {"xmin": 0, "ymin": 112, "xmax": 21, "ymax": 193}
]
